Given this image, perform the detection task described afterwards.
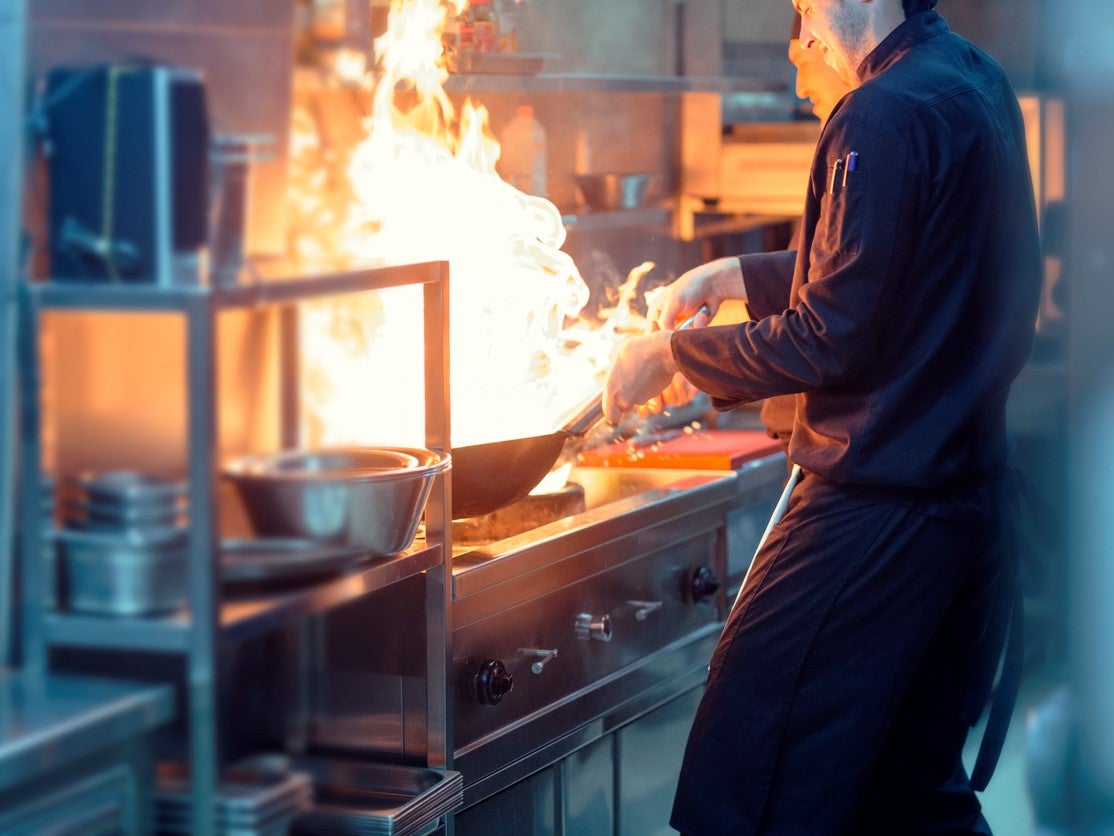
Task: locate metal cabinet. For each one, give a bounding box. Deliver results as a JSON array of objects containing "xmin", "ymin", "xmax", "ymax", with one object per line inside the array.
[
  {"xmin": 564, "ymin": 735, "xmax": 616, "ymax": 836},
  {"xmin": 616, "ymin": 685, "xmax": 704, "ymax": 836},
  {"xmin": 454, "ymin": 684, "xmax": 706, "ymax": 836},
  {"xmin": 455, "ymin": 764, "xmax": 559, "ymax": 836}
]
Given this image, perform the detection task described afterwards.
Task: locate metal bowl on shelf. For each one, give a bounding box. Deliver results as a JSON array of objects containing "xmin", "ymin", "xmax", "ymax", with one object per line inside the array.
[
  {"xmin": 574, "ymin": 172, "xmax": 653, "ymax": 211},
  {"xmin": 223, "ymin": 446, "xmax": 451, "ymax": 557}
]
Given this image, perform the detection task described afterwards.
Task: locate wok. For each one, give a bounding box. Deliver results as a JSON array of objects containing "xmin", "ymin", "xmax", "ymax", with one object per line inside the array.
[
  {"xmin": 450, "ymin": 307, "xmax": 707, "ymax": 519},
  {"xmin": 451, "ymin": 392, "xmax": 600, "ymax": 519}
]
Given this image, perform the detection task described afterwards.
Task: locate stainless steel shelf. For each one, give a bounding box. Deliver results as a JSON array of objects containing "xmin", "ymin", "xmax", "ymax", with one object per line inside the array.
[
  {"xmin": 0, "ymin": 671, "xmax": 175, "ymax": 793},
  {"xmin": 44, "ymin": 543, "xmax": 443, "ymax": 650},
  {"xmin": 44, "ymin": 611, "xmax": 191, "ymax": 652},
  {"xmin": 445, "ymin": 73, "xmax": 783, "ymax": 95},
  {"xmin": 220, "ymin": 543, "xmax": 443, "ymax": 642},
  {"xmin": 25, "ymin": 261, "xmax": 446, "ymax": 311},
  {"xmin": 18, "ymin": 257, "xmax": 452, "ymax": 835}
]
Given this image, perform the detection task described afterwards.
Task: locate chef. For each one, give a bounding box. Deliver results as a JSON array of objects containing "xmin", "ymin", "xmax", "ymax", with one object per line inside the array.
[
  {"xmin": 759, "ymin": 11, "xmax": 854, "ymax": 465},
  {"xmin": 603, "ymin": 0, "xmax": 1042, "ymax": 832}
]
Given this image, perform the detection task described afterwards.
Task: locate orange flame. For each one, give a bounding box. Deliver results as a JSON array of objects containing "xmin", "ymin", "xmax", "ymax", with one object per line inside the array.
[{"xmin": 295, "ymin": 0, "xmax": 658, "ymax": 458}]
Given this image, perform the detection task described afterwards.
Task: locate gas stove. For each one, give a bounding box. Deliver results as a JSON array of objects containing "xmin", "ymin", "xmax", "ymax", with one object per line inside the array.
[{"xmin": 448, "ymin": 458, "xmax": 783, "ymax": 806}]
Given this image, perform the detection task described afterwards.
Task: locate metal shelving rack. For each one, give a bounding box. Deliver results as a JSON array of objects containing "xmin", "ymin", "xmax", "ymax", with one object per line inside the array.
[{"xmin": 16, "ymin": 260, "xmax": 453, "ymax": 836}]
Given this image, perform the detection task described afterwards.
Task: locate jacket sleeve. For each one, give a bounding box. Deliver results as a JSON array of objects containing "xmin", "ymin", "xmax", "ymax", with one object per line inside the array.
[
  {"xmin": 671, "ymin": 102, "xmax": 919, "ymax": 409},
  {"xmin": 740, "ymin": 249, "xmax": 797, "ymax": 321}
]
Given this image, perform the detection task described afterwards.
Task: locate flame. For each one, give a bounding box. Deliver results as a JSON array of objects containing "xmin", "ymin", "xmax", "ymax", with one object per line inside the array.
[
  {"xmin": 293, "ymin": 0, "xmax": 660, "ymax": 462},
  {"xmin": 532, "ymin": 462, "xmax": 573, "ymax": 495}
]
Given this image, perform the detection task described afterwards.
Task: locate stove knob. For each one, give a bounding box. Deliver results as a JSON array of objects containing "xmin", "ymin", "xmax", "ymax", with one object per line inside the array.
[
  {"xmin": 575, "ymin": 613, "xmax": 612, "ymax": 642},
  {"xmin": 690, "ymin": 566, "xmax": 721, "ymax": 602},
  {"xmin": 475, "ymin": 659, "xmax": 514, "ymax": 707}
]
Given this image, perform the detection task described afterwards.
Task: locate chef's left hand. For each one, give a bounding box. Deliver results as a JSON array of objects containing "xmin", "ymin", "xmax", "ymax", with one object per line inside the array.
[{"xmin": 603, "ymin": 330, "xmax": 679, "ymax": 424}]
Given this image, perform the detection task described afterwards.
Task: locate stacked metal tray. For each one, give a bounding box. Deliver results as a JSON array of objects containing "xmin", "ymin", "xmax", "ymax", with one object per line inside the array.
[
  {"xmin": 154, "ymin": 759, "xmax": 313, "ymax": 835},
  {"xmin": 56, "ymin": 471, "xmax": 190, "ymax": 616},
  {"xmin": 260, "ymin": 755, "xmax": 463, "ymax": 836}
]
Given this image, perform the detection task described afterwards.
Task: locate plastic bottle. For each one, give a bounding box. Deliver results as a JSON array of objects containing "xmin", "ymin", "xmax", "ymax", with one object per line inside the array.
[{"xmin": 499, "ymin": 104, "xmax": 547, "ymax": 197}]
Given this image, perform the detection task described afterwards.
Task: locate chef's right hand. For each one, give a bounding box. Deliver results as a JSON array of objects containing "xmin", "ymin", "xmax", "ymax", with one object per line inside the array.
[
  {"xmin": 603, "ymin": 331, "xmax": 678, "ymax": 425},
  {"xmin": 646, "ymin": 256, "xmax": 744, "ymax": 332}
]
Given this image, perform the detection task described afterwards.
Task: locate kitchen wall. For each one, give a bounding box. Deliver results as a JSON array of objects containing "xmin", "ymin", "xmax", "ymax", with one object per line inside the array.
[
  {"xmin": 25, "ymin": 0, "xmax": 296, "ymax": 255},
  {"xmin": 719, "ymin": 0, "xmax": 1052, "ymax": 91},
  {"xmin": 21, "ymin": 0, "xmax": 296, "ymax": 487},
  {"xmin": 515, "ymin": 0, "xmax": 682, "ymax": 76}
]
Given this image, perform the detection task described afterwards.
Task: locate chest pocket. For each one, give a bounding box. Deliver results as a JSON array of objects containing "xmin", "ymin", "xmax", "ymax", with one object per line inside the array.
[{"xmin": 812, "ymin": 166, "xmax": 871, "ymax": 262}]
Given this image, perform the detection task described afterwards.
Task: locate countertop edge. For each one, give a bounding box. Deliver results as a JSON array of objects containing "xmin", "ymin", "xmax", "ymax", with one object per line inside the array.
[{"xmin": 0, "ymin": 671, "xmax": 175, "ymax": 793}]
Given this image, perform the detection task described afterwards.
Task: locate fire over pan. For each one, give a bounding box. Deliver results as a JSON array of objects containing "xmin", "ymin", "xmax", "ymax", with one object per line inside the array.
[{"xmin": 449, "ymin": 307, "xmax": 706, "ymax": 519}]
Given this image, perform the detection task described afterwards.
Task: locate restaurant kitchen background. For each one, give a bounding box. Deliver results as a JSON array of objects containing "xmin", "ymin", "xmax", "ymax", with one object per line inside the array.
[{"xmin": 1, "ymin": 0, "xmax": 1111, "ymax": 834}]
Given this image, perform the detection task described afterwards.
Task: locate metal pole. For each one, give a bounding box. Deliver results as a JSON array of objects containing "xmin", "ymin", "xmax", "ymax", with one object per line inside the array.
[
  {"xmin": 0, "ymin": 0, "xmax": 28, "ymax": 670},
  {"xmin": 186, "ymin": 294, "xmax": 220, "ymax": 836},
  {"xmin": 424, "ymin": 263, "xmax": 452, "ymax": 774}
]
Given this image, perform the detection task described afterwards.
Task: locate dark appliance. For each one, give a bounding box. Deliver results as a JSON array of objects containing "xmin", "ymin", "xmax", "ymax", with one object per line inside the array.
[{"xmin": 42, "ymin": 63, "xmax": 209, "ymax": 284}]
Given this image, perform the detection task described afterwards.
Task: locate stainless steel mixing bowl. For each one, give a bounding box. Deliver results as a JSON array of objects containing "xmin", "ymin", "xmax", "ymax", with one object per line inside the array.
[
  {"xmin": 223, "ymin": 447, "xmax": 450, "ymax": 556},
  {"xmin": 574, "ymin": 172, "xmax": 653, "ymax": 211}
]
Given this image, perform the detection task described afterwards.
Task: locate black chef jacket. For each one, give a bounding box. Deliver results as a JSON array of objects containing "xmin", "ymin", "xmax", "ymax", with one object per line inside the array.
[
  {"xmin": 672, "ymin": 11, "xmax": 1042, "ymax": 490},
  {"xmin": 669, "ymin": 11, "xmax": 1041, "ymax": 836}
]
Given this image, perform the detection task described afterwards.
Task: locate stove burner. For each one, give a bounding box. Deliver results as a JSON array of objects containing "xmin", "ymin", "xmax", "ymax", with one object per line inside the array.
[{"xmin": 452, "ymin": 483, "xmax": 587, "ymax": 543}]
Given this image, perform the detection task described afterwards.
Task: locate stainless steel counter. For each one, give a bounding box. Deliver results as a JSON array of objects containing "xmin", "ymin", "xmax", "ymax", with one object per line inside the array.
[{"xmin": 0, "ymin": 670, "xmax": 173, "ymax": 792}]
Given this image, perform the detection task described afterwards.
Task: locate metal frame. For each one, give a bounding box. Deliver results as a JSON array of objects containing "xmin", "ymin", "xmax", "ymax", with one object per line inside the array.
[
  {"xmin": 16, "ymin": 261, "xmax": 452, "ymax": 834},
  {"xmin": 0, "ymin": 0, "xmax": 28, "ymax": 671}
]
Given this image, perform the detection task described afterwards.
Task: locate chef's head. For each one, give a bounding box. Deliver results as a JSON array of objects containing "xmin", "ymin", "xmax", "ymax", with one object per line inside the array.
[
  {"xmin": 791, "ymin": 0, "xmax": 933, "ymax": 85},
  {"xmin": 789, "ymin": 12, "xmax": 852, "ymax": 123}
]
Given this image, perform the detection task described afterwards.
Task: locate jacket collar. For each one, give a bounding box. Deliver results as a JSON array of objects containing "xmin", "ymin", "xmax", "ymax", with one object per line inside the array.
[{"xmin": 857, "ymin": 10, "xmax": 949, "ymax": 83}]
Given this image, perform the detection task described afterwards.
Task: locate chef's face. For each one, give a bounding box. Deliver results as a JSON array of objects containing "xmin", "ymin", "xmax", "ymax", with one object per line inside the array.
[
  {"xmin": 792, "ymin": 0, "xmax": 868, "ymax": 86},
  {"xmin": 788, "ymin": 36, "xmax": 852, "ymax": 122}
]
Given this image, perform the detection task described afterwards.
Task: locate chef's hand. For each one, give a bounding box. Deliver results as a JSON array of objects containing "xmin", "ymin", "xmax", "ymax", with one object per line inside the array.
[
  {"xmin": 603, "ymin": 331, "xmax": 679, "ymax": 425},
  {"xmin": 646, "ymin": 256, "xmax": 743, "ymax": 332}
]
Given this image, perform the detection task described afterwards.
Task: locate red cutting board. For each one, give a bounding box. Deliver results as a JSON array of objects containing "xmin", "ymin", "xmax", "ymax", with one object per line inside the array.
[{"xmin": 577, "ymin": 429, "xmax": 782, "ymax": 471}]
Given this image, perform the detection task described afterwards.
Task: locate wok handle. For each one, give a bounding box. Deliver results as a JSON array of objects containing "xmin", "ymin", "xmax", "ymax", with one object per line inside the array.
[
  {"xmin": 561, "ymin": 390, "xmax": 605, "ymax": 438},
  {"xmin": 559, "ymin": 305, "xmax": 710, "ymax": 438}
]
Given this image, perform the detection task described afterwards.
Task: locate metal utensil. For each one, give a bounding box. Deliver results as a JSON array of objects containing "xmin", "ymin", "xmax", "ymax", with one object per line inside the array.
[
  {"xmin": 725, "ymin": 463, "xmax": 801, "ymax": 628},
  {"xmin": 58, "ymin": 527, "xmax": 189, "ymax": 616},
  {"xmin": 220, "ymin": 537, "xmax": 371, "ymax": 590},
  {"xmin": 71, "ymin": 470, "xmax": 188, "ymax": 512},
  {"xmin": 574, "ymin": 172, "xmax": 653, "ymax": 211},
  {"xmin": 451, "ymin": 307, "xmax": 708, "ymax": 519}
]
